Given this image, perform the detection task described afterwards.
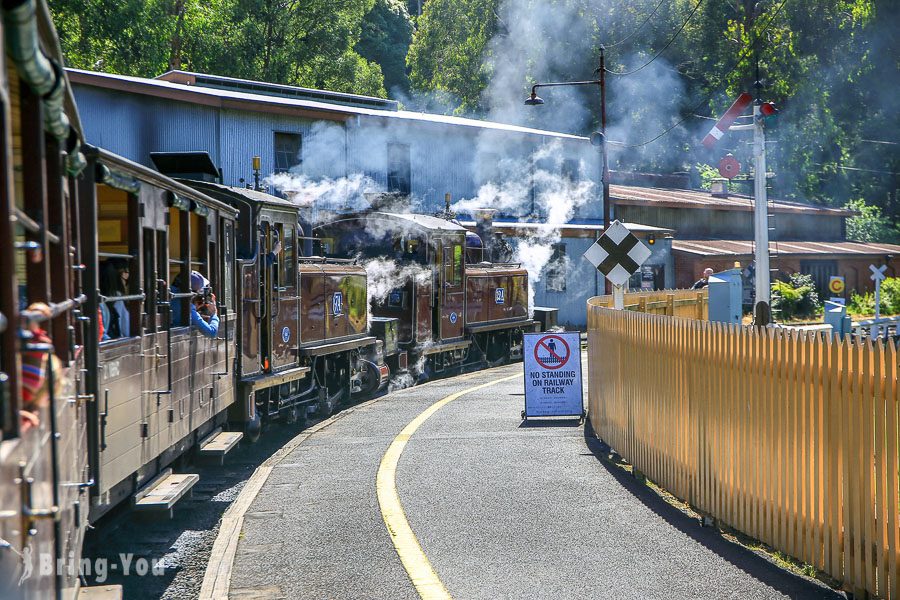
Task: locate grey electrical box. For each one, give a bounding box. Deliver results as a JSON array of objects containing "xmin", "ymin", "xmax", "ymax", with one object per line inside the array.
[
  {"xmin": 823, "ymin": 300, "xmax": 851, "ymax": 339},
  {"xmin": 708, "ymin": 268, "xmax": 743, "ymax": 324}
]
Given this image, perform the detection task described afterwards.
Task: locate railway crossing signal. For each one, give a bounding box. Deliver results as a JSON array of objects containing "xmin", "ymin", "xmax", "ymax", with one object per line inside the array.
[
  {"xmin": 870, "ymin": 264, "xmax": 888, "ymax": 337},
  {"xmin": 582, "ymin": 220, "xmax": 651, "ymax": 287}
]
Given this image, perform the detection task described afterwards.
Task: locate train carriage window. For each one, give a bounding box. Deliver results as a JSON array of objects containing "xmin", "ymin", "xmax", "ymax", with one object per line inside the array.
[
  {"xmin": 97, "ymin": 184, "xmax": 140, "ymax": 341},
  {"xmin": 223, "ymin": 221, "xmax": 234, "ymax": 310},
  {"xmin": 168, "ymin": 206, "xmax": 190, "ymax": 326},
  {"xmin": 190, "ymin": 211, "xmax": 208, "ymax": 275},
  {"xmin": 442, "ymin": 244, "xmax": 463, "ymax": 287},
  {"xmin": 283, "ymin": 226, "xmax": 295, "ymax": 287},
  {"xmin": 142, "ymin": 228, "xmax": 157, "ymax": 333},
  {"xmin": 441, "ymin": 246, "xmax": 453, "ymax": 285}
]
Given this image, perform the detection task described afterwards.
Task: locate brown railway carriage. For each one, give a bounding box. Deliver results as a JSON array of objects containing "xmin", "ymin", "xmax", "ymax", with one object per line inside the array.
[
  {"xmin": 177, "ymin": 180, "xmax": 385, "ymax": 432},
  {"xmin": 76, "ymin": 148, "xmax": 239, "ymax": 522},
  {"xmin": 314, "ymin": 212, "xmax": 533, "ymax": 375},
  {"xmin": 1, "ymin": 0, "xmax": 93, "ymax": 597}
]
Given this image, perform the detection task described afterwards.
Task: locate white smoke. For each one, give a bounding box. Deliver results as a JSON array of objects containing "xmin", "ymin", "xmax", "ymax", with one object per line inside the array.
[
  {"xmin": 267, "ymin": 172, "xmax": 381, "ymax": 211},
  {"xmin": 361, "ymin": 256, "xmax": 431, "ymax": 315},
  {"xmin": 453, "ymin": 140, "xmax": 596, "ymax": 311}
]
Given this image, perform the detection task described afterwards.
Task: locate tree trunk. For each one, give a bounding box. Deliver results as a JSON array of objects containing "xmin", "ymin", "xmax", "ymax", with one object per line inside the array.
[{"xmin": 168, "ymin": 0, "xmax": 186, "ymax": 72}]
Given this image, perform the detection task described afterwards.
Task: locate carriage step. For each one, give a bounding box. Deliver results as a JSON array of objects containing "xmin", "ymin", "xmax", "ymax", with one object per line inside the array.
[
  {"xmin": 133, "ymin": 468, "xmax": 198, "ymax": 518},
  {"xmin": 198, "ymin": 429, "xmax": 243, "ymax": 464},
  {"xmin": 77, "ymin": 584, "xmax": 123, "ymax": 599}
]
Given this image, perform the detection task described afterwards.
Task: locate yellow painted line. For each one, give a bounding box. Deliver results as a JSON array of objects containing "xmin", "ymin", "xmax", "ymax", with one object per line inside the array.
[{"xmin": 377, "ymin": 373, "xmax": 520, "ymax": 600}]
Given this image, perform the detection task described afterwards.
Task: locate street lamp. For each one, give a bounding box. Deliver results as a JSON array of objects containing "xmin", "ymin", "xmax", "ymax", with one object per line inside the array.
[{"xmin": 524, "ymin": 48, "xmax": 610, "ymax": 291}]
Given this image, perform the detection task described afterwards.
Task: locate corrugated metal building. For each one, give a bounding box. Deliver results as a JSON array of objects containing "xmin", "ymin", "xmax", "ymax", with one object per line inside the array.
[
  {"xmin": 610, "ymin": 183, "xmax": 900, "ymax": 295},
  {"xmin": 69, "ymin": 69, "xmax": 669, "ymax": 327}
]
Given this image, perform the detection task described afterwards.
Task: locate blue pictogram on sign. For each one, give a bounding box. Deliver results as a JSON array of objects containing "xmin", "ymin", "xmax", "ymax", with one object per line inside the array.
[
  {"xmin": 332, "ymin": 292, "xmax": 343, "ymax": 316},
  {"xmin": 495, "ymin": 288, "xmax": 505, "ymax": 304}
]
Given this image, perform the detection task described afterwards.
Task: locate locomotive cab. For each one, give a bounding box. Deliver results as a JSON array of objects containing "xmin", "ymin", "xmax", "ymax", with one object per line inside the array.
[{"xmin": 316, "ymin": 213, "xmax": 474, "ymax": 375}]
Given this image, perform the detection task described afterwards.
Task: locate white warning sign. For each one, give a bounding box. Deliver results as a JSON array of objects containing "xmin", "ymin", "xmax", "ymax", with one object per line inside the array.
[{"xmin": 522, "ymin": 332, "xmax": 584, "ymax": 419}]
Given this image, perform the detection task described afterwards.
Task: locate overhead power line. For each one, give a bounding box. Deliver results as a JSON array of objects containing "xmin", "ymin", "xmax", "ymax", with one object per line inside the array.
[
  {"xmin": 604, "ymin": 0, "xmax": 705, "ymax": 76},
  {"xmin": 602, "ymin": 0, "xmax": 668, "ymax": 49},
  {"xmin": 608, "ymin": 0, "xmax": 789, "ymax": 148}
]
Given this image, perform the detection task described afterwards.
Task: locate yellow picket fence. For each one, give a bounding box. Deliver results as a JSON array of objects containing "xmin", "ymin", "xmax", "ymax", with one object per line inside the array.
[
  {"xmin": 587, "ymin": 298, "xmax": 899, "ymax": 599},
  {"xmin": 590, "ymin": 288, "xmax": 708, "ymax": 320}
]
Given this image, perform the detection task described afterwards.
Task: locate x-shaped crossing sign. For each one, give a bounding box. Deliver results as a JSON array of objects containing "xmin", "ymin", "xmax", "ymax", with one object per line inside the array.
[
  {"xmin": 870, "ymin": 264, "xmax": 888, "ymax": 282},
  {"xmin": 583, "ymin": 220, "xmax": 651, "ymax": 286}
]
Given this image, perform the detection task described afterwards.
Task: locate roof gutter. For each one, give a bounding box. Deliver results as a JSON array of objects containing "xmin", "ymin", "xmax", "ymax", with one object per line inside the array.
[{"xmin": 2, "ymin": 0, "xmax": 84, "ymax": 174}]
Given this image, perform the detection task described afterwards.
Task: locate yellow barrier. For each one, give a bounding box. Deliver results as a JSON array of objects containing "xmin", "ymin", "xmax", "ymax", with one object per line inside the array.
[
  {"xmin": 587, "ymin": 301, "xmax": 899, "ymax": 599},
  {"xmin": 590, "ymin": 289, "xmax": 709, "ymax": 320}
]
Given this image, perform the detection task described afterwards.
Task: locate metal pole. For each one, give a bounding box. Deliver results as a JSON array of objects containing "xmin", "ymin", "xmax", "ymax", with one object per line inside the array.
[
  {"xmin": 600, "ymin": 47, "xmax": 611, "ymax": 294},
  {"xmin": 613, "ymin": 284, "xmax": 625, "ymax": 310},
  {"xmin": 873, "ymin": 276, "xmax": 882, "ymax": 338},
  {"xmin": 753, "ymin": 103, "xmax": 770, "ymax": 307}
]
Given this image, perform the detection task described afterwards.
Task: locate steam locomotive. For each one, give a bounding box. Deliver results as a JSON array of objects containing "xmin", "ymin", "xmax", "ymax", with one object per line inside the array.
[{"xmin": 0, "ymin": 2, "xmax": 537, "ymax": 598}]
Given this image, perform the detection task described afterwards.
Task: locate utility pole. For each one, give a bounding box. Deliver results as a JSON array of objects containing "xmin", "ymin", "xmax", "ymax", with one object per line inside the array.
[
  {"xmin": 752, "ymin": 61, "xmax": 770, "ymax": 308},
  {"xmin": 752, "ymin": 107, "xmax": 771, "ymax": 307},
  {"xmin": 599, "ymin": 47, "xmax": 611, "ymax": 294}
]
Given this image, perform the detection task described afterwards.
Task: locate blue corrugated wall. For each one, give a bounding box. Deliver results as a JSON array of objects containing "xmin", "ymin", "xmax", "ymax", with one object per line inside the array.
[{"xmin": 72, "ymin": 83, "xmax": 668, "ymax": 328}]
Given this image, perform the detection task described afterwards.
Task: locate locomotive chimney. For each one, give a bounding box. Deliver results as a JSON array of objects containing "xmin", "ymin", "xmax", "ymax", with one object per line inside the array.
[{"xmin": 473, "ymin": 208, "xmax": 497, "ymax": 262}]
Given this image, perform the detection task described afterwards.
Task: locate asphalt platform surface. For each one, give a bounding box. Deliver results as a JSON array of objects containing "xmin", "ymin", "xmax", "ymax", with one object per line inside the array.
[{"xmin": 229, "ymin": 361, "xmax": 841, "ymax": 600}]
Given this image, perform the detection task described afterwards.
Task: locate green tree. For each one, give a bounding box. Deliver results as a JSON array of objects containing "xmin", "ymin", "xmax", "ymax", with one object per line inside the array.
[
  {"xmin": 845, "ymin": 198, "xmax": 900, "ymax": 243},
  {"xmin": 49, "ymin": 0, "xmax": 386, "ymax": 96},
  {"xmin": 356, "ymin": 0, "xmax": 414, "ymax": 95},
  {"xmin": 407, "ymin": 0, "xmax": 498, "ymax": 113}
]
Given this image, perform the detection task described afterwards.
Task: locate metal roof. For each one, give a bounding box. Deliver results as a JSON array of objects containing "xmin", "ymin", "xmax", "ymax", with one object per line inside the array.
[
  {"xmin": 182, "ymin": 180, "xmax": 300, "ymax": 210},
  {"xmin": 610, "ymin": 185, "xmax": 855, "ymax": 216},
  {"xmin": 456, "ymin": 220, "xmax": 672, "ymax": 238},
  {"xmin": 672, "ymin": 239, "xmax": 900, "ymax": 257},
  {"xmin": 67, "ymin": 69, "xmax": 588, "ymax": 141},
  {"xmin": 374, "ymin": 212, "xmax": 468, "ymax": 232},
  {"xmin": 156, "ymin": 70, "xmax": 400, "ymax": 111}
]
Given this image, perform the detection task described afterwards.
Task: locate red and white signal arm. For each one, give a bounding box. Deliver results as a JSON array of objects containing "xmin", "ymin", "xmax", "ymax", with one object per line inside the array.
[{"xmin": 702, "ymin": 92, "xmax": 753, "ymax": 148}]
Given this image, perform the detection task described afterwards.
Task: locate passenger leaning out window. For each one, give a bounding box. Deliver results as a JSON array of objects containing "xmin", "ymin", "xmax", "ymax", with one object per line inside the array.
[{"xmin": 189, "ymin": 271, "xmax": 219, "ymax": 339}]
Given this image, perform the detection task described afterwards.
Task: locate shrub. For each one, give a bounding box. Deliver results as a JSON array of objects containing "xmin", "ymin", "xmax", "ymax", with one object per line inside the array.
[
  {"xmin": 772, "ymin": 273, "xmax": 821, "ymax": 321},
  {"xmin": 881, "ymin": 277, "xmax": 900, "ymax": 314},
  {"xmin": 849, "ymin": 277, "xmax": 900, "ymax": 316}
]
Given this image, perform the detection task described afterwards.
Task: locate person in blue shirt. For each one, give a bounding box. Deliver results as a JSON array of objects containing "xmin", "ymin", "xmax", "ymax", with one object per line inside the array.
[{"xmin": 188, "ymin": 270, "xmax": 219, "ymax": 338}]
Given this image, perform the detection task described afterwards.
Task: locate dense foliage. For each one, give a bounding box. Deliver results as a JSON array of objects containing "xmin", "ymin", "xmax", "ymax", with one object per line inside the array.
[
  {"xmin": 50, "ymin": 0, "xmax": 386, "ymax": 96},
  {"xmin": 49, "ymin": 0, "xmax": 898, "ymax": 238},
  {"xmin": 407, "ymin": 0, "xmax": 898, "ymax": 238},
  {"xmin": 848, "ymin": 277, "xmax": 900, "ymax": 316},
  {"xmin": 772, "ymin": 273, "xmax": 821, "ymax": 320}
]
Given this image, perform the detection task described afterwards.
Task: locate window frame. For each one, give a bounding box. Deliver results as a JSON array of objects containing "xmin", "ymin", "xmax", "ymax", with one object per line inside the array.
[{"xmin": 274, "ymin": 131, "xmax": 302, "ymax": 174}]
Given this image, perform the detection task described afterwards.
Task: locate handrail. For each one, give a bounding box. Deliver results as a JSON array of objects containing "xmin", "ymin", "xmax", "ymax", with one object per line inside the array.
[
  {"xmin": 12, "ymin": 206, "xmax": 60, "ymax": 244},
  {"xmin": 298, "ymin": 256, "xmax": 357, "ymax": 264},
  {"xmin": 152, "ymin": 282, "xmax": 174, "ymax": 398},
  {"xmin": 98, "ymin": 293, "xmax": 145, "ymax": 303},
  {"xmin": 20, "ymin": 294, "xmax": 86, "ymax": 323},
  {"xmin": 98, "ymin": 251, "xmax": 134, "ymax": 260}
]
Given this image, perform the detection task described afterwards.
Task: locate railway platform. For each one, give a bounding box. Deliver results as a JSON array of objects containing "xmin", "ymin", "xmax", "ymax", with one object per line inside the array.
[{"xmin": 200, "ymin": 362, "xmax": 838, "ymax": 600}]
